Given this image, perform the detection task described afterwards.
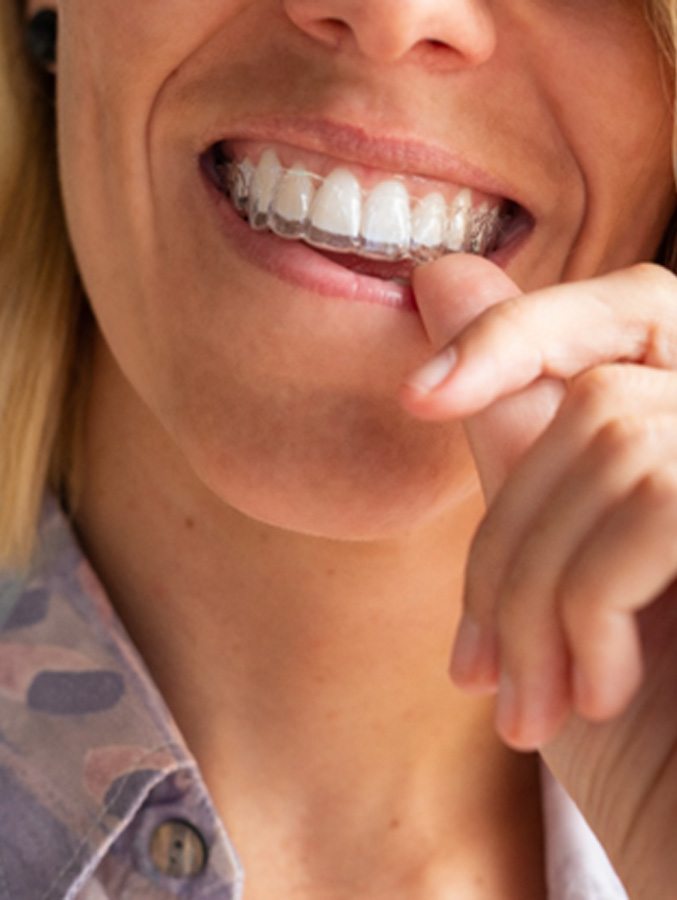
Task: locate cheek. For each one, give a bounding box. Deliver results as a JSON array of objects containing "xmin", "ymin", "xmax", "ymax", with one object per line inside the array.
[
  {"xmin": 556, "ymin": 33, "xmax": 675, "ymax": 267},
  {"xmin": 565, "ymin": 123, "xmax": 675, "ymax": 278},
  {"xmin": 503, "ymin": 4, "xmax": 675, "ymax": 272}
]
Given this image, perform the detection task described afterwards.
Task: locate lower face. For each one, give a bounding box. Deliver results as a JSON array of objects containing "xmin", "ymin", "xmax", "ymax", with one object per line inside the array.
[{"xmin": 56, "ymin": 0, "xmax": 676, "ymax": 539}]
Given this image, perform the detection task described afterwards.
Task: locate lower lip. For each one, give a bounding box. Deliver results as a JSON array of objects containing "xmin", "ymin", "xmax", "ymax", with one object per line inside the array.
[{"xmin": 199, "ymin": 158, "xmax": 528, "ymax": 312}]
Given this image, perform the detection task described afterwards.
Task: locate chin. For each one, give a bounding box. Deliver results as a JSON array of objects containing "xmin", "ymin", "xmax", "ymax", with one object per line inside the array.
[
  {"xmin": 180, "ymin": 416, "xmax": 480, "ymax": 543},
  {"xmin": 206, "ymin": 473, "xmax": 477, "ymax": 543}
]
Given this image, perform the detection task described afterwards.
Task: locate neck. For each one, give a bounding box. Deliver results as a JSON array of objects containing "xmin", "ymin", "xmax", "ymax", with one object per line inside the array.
[{"xmin": 71, "ymin": 336, "xmax": 543, "ymax": 891}]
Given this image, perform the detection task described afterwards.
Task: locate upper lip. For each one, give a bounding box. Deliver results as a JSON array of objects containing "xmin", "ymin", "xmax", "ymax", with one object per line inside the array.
[{"xmin": 201, "ymin": 115, "xmax": 526, "ymax": 210}]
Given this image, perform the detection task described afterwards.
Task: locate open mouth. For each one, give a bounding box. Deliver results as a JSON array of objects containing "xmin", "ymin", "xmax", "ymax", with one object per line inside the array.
[{"xmin": 201, "ymin": 140, "xmax": 532, "ymax": 284}]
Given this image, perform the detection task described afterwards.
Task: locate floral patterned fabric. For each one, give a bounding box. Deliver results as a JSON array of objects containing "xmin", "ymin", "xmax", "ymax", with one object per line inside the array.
[{"xmin": 0, "ymin": 493, "xmax": 627, "ymax": 899}]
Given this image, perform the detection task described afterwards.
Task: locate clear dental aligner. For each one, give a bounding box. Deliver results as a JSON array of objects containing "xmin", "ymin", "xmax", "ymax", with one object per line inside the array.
[{"xmin": 214, "ymin": 146, "xmax": 509, "ymax": 264}]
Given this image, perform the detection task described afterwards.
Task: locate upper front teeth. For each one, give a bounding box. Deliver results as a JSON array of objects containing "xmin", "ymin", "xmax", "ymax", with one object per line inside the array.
[
  {"xmin": 220, "ymin": 147, "xmax": 505, "ymax": 263},
  {"xmin": 362, "ymin": 180, "xmax": 411, "ymax": 257},
  {"xmin": 309, "ymin": 168, "xmax": 361, "ymax": 249},
  {"xmin": 270, "ymin": 164, "xmax": 315, "ymax": 238}
]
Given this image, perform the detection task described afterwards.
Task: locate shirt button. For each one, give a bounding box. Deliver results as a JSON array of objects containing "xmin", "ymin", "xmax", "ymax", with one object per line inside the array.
[{"xmin": 149, "ymin": 818, "xmax": 208, "ymax": 878}]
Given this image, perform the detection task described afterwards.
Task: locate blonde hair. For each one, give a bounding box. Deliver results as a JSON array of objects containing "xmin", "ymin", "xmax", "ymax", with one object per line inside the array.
[
  {"xmin": 0, "ymin": 1, "xmax": 675, "ymax": 572},
  {"xmin": 0, "ymin": 0, "xmax": 91, "ymax": 571}
]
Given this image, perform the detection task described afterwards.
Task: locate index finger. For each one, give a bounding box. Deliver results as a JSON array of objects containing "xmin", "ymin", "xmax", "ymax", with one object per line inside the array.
[{"xmin": 401, "ymin": 263, "xmax": 677, "ymax": 421}]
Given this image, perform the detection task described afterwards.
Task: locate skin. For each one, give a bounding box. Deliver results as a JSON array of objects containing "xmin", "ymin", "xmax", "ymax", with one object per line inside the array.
[
  {"xmin": 403, "ymin": 255, "xmax": 677, "ymax": 898},
  {"xmin": 26, "ymin": 0, "xmax": 676, "ymax": 896}
]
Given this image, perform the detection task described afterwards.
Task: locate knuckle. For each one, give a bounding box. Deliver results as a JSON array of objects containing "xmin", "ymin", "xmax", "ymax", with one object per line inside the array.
[
  {"xmin": 482, "ymin": 296, "xmax": 527, "ymax": 340},
  {"xmin": 589, "ymin": 416, "xmax": 651, "ymax": 469},
  {"xmin": 632, "ymin": 466, "xmax": 677, "ymax": 511},
  {"xmin": 623, "ymin": 264, "xmax": 677, "ymax": 368},
  {"xmin": 566, "ymin": 366, "xmax": 621, "ymax": 421},
  {"xmin": 627, "ymin": 261, "xmax": 677, "ymax": 295},
  {"xmin": 492, "ymin": 295, "xmax": 524, "ymax": 321}
]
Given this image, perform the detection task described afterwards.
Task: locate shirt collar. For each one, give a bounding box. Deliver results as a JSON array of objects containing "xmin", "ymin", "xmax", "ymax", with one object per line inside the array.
[{"xmin": 0, "ymin": 492, "xmax": 243, "ymax": 898}]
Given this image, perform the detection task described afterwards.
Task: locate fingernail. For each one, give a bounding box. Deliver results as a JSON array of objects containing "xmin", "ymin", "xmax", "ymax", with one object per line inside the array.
[
  {"xmin": 405, "ymin": 346, "xmax": 457, "ymax": 394},
  {"xmin": 496, "ymin": 673, "xmax": 554, "ymax": 750},
  {"xmin": 449, "ymin": 614, "xmax": 498, "ymax": 689}
]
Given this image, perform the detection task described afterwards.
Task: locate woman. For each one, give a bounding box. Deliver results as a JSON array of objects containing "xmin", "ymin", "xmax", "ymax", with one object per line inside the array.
[{"xmin": 0, "ymin": 0, "xmax": 675, "ymax": 897}]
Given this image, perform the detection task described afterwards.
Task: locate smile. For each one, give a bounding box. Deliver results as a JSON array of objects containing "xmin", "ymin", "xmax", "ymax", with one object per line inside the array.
[{"xmin": 203, "ymin": 138, "xmax": 529, "ymax": 279}]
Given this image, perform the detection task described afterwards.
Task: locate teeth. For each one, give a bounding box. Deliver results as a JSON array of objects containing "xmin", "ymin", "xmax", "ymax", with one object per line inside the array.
[
  {"xmin": 308, "ymin": 168, "xmax": 361, "ymax": 250},
  {"xmin": 445, "ymin": 189, "xmax": 472, "ymax": 251},
  {"xmin": 361, "ymin": 180, "xmax": 411, "ymax": 259},
  {"xmin": 248, "ymin": 148, "xmax": 283, "ymax": 229},
  {"xmin": 411, "ymin": 192, "xmax": 447, "ymax": 259},
  {"xmin": 270, "ymin": 163, "xmax": 315, "ymax": 238},
  {"xmin": 226, "ymin": 158, "xmax": 255, "ymax": 214},
  {"xmin": 220, "ymin": 149, "xmax": 507, "ymax": 262}
]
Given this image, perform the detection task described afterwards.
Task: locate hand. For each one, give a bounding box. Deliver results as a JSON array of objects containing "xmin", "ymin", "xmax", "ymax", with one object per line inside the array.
[{"xmin": 399, "ymin": 254, "xmax": 677, "ymax": 897}]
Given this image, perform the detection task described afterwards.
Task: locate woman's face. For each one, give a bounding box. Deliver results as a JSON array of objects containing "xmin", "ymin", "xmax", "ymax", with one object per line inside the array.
[{"xmin": 40, "ymin": 0, "xmax": 675, "ymax": 537}]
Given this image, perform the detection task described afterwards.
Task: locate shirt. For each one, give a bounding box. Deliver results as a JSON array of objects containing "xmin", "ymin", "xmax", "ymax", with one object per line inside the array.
[{"xmin": 0, "ymin": 492, "xmax": 629, "ymax": 899}]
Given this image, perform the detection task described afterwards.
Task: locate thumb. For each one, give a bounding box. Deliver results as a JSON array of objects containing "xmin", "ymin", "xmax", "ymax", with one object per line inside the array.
[
  {"xmin": 410, "ymin": 254, "xmax": 565, "ymax": 503},
  {"xmin": 411, "ymin": 253, "xmax": 521, "ymax": 351}
]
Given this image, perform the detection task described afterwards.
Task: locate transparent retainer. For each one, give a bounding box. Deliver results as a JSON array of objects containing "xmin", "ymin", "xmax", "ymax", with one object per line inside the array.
[{"xmin": 220, "ymin": 158, "xmax": 505, "ymax": 265}]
